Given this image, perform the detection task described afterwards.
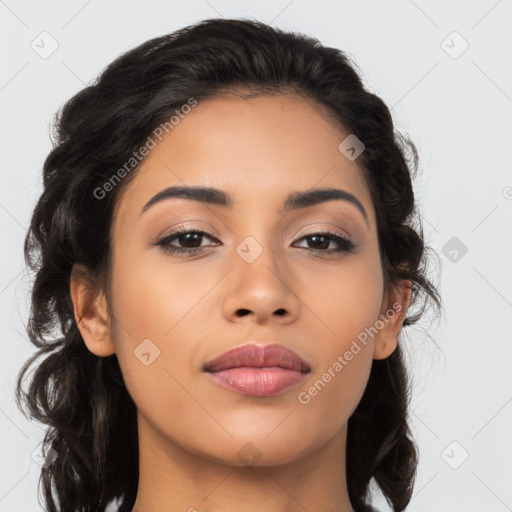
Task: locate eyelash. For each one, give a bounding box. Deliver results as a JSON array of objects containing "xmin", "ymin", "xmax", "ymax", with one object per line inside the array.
[{"xmin": 154, "ymin": 227, "xmax": 356, "ymax": 256}]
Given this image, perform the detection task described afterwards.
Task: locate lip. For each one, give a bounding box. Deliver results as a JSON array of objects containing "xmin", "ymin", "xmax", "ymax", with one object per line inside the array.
[{"xmin": 203, "ymin": 343, "xmax": 311, "ymax": 397}]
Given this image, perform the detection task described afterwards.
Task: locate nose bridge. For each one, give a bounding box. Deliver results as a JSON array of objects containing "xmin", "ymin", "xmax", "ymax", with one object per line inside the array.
[
  {"xmin": 234, "ymin": 231, "xmax": 287, "ymax": 288},
  {"xmin": 230, "ymin": 199, "xmax": 282, "ymax": 270},
  {"xmin": 222, "ymin": 228, "xmax": 299, "ymax": 322}
]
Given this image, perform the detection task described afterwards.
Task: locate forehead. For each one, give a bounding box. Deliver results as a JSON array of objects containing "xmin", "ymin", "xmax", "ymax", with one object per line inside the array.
[{"xmin": 114, "ymin": 93, "xmax": 375, "ymax": 225}]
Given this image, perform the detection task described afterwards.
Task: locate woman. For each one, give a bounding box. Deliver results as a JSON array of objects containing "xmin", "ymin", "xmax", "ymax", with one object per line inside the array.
[{"xmin": 16, "ymin": 17, "xmax": 441, "ymax": 512}]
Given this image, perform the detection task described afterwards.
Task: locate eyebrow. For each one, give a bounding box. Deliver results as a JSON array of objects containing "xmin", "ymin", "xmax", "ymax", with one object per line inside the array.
[{"xmin": 140, "ymin": 185, "xmax": 368, "ymax": 226}]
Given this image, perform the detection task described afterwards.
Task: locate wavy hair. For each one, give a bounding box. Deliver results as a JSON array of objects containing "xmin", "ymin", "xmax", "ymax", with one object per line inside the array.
[{"xmin": 15, "ymin": 17, "xmax": 441, "ymax": 512}]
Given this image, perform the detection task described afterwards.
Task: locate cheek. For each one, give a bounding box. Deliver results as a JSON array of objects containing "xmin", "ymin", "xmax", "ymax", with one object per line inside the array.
[
  {"xmin": 109, "ymin": 244, "xmax": 212, "ymax": 341},
  {"xmin": 291, "ymin": 256, "xmax": 382, "ymax": 423},
  {"xmin": 303, "ymin": 252, "xmax": 384, "ymax": 350},
  {"xmin": 111, "ymin": 238, "xmax": 384, "ymax": 380},
  {"xmin": 291, "ymin": 346, "xmax": 373, "ymax": 454},
  {"xmin": 107, "ymin": 253, "xmax": 208, "ymax": 443},
  {"xmin": 107, "ymin": 246, "xmax": 217, "ymax": 407},
  {"xmin": 107, "ymin": 232, "xmax": 385, "ymax": 460}
]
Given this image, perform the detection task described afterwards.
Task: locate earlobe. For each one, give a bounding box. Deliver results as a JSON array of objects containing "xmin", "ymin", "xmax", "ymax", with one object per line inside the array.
[
  {"xmin": 70, "ymin": 264, "xmax": 116, "ymax": 357},
  {"xmin": 373, "ymin": 279, "xmax": 412, "ymax": 360}
]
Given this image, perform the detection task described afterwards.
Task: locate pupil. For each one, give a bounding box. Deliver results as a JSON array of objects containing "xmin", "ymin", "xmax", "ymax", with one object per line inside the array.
[
  {"xmin": 310, "ymin": 235, "xmax": 328, "ymax": 249},
  {"xmin": 180, "ymin": 233, "xmax": 201, "ymax": 247}
]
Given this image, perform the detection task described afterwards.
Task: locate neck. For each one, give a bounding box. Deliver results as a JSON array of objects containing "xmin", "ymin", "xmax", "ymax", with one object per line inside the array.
[{"xmin": 131, "ymin": 415, "xmax": 355, "ymax": 512}]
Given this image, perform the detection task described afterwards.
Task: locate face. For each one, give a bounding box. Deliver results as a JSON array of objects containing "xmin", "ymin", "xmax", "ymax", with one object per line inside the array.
[{"xmin": 78, "ymin": 93, "xmax": 403, "ymax": 467}]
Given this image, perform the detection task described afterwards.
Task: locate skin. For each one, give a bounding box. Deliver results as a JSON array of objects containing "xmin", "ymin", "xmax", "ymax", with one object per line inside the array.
[{"xmin": 71, "ymin": 92, "xmax": 411, "ymax": 512}]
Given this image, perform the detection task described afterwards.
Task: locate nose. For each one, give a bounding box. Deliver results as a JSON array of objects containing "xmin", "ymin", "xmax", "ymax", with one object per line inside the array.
[{"xmin": 222, "ymin": 240, "xmax": 300, "ymax": 325}]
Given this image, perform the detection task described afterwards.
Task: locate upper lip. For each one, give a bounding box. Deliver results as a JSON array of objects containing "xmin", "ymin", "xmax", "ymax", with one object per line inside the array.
[{"xmin": 203, "ymin": 343, "xmax": 311, "ymax": 373}]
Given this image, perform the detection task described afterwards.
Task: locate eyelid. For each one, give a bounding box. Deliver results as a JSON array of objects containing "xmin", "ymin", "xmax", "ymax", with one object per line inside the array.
[
  {"xmin": 153, "ymin": 222, "xmax": 357, "ymax": 260},
  {"xmin": 152, "ymin": 217, "xmax": 356, "ymax": 245},
  {"xmin": 289, "ymin": 222, "xmax": 353, "ymax": 243},
  {"xmin": 151, "ymin": 220, "xmax": 220, "ymax": 244}
]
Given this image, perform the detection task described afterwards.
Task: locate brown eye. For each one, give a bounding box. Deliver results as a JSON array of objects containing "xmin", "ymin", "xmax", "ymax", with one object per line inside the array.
[
  {"xmin": 155, "ymin": 229, "xmax": 220, "ymax": 255},
  {"xmin": 293, "ymin": 232, "xmax": 355, "ymax": 254}
]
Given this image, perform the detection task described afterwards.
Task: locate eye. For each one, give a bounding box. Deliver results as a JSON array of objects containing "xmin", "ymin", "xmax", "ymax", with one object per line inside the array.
[
  {"xmin": 292, "ymin": 231, "xmax": 356, "ymax": 254},
  {"xmin": 154, "ymin": 228, "xmax": 356, "ymax": 256},
  {"xmin": 154, "ymin": 228, "xmax": 220, "ymax": 255}
]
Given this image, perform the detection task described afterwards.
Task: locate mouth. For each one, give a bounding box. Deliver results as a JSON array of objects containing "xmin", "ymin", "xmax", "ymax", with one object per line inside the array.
[{"xmin": 202, "ymin": 343, "xmax": 311, "ymax": 397}]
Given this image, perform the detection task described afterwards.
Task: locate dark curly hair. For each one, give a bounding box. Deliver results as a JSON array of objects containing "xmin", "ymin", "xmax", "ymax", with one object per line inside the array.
[{"xmin": 15, "ymin": 17, "xmax": 441, "ymax": 512}]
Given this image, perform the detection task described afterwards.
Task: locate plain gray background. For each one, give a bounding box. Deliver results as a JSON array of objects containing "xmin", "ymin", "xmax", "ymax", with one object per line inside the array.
[{"xmin": 1, "ymin": 1, "xmax": 511, "ymax": 511}]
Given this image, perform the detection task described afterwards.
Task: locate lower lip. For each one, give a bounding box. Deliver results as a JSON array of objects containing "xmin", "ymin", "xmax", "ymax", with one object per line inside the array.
[{"xmin": 206, "ymin": 367, "xmax": 308, "ymax": 397}]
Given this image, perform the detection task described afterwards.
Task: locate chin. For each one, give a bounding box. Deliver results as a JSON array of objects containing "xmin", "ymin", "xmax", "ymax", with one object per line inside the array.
[{"xmin": 196, "ymin": 435, "xmax": 317, "ymax": 469}]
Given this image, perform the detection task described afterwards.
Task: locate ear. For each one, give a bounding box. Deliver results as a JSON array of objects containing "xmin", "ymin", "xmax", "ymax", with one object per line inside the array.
[
  {"xmin": 70, "ymin": 264, "xmax": 116, "ymax": 357},
  {"xmin": 373, "ymin": 279, "xmax": 412, "ymax": 360}
]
